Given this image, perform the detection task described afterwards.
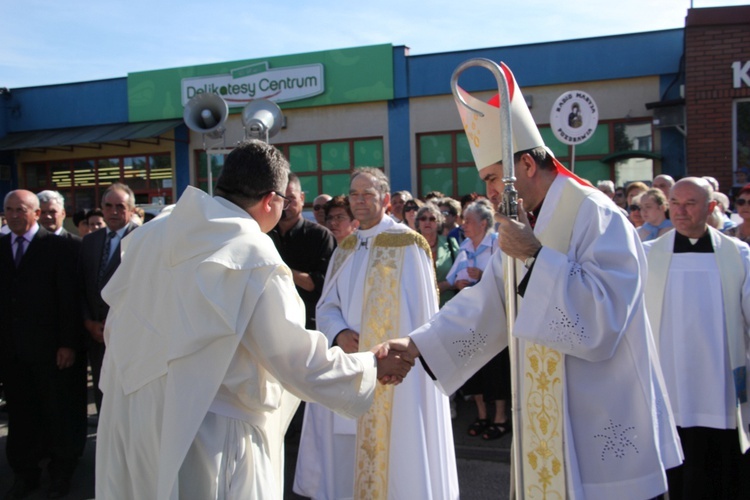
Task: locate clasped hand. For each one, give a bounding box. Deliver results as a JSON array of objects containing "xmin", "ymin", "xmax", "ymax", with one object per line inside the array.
[{"xmin": 370, "ymin": 339, "xmax": 418, "ymax": 385}]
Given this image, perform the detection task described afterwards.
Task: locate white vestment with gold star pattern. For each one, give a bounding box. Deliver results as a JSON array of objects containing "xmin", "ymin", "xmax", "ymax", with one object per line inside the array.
[{"xmin": 410, "ymin": 175, "xmax": 683, "ymax": 499}]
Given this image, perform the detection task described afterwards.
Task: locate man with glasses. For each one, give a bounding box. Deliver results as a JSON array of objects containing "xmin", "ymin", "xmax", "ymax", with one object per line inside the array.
[
  {"xmin": 268, "ymin": 173, "xmax": 335, "ymax": 330},
  {"xmin": 95, "ymin": 140, "xmax": 413, "ymax": 499},
  {"xmin": 294, "ymin": 168, "xmax": 458, "ymax": 500},
  {"xmin": 312, "ymin": 193, "xmax": 332, "ymax": 225}
]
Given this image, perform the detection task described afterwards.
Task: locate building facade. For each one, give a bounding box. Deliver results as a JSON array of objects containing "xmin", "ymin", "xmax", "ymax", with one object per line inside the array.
[{"xmin": 1, "ymin": 5, "xmax": 748, "ymax": 223}]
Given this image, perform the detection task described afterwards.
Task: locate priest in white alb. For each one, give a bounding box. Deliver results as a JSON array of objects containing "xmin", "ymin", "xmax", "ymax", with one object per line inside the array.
[
  {"xmin": 294, "ymin": 167, "xmax": 459, "ymax": 500},
  {"xmin": 94, "ymin": 141, "xmax": 414, "ymax": 500},
  {"xmin": 390, "ymin": 62, "xmax": 683, "ymax": 499},
  {"xmin": 643, "ymin": 177, "xmax": 750, "ymax": 499}
]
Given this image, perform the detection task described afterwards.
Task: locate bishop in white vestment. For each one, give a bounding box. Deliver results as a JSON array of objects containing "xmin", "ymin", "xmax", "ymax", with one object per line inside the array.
[
  {"xmin": 398, "ymin": 61, "xmax": 682, "ymax": 499},
  {"xmin": 294, "ymin": 168, "xmax": 458, "ymax": 500}
]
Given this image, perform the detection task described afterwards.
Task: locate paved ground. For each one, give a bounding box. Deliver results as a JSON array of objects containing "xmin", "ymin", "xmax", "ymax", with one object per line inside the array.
[{"xmin": 0, "ymin": 387, "xmax": 511, "ymax": 499}]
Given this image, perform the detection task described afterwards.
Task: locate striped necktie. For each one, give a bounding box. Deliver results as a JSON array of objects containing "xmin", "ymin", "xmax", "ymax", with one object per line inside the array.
[{"xmin": 98, "ymin": 231, "xmax": 117, "ymax": 282}]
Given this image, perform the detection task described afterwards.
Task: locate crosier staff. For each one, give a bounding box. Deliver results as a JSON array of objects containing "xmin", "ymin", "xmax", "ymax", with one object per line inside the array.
[{"xmin": 451, "ymin": 58, "xmax": 522, "ymax": 498}]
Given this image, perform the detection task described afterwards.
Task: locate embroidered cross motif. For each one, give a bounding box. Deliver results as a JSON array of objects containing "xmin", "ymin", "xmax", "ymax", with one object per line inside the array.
[
  {"xmin": 549, "ymin": 307, "xmax": 588, "ymax": 350},
  {"xmin": 594, "ymin": 418, "xmax": 639, "ymax": 460},
  {"xmin": 452, "ymin": 328, "xmax": 488, "ymax": 359}
]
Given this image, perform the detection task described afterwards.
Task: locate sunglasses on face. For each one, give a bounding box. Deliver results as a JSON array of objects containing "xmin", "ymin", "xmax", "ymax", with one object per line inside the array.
[
  {"xmin": 313, "ymin": 204, "xmax": 326, "ymax": 211},
  {"xmin": 628, "ymin": 205, "xmax": 641, "ymax": 212},
  {"xmin": 736, "ymin": 198, "xmax": 750, "ymax": 206},
  {"xmin": 419, "ymin": 216, "xmax": 437, "ymax": 222},
  {"xmin": 404, "ymin": 206, "xmax": 419, "ymax": 212}
]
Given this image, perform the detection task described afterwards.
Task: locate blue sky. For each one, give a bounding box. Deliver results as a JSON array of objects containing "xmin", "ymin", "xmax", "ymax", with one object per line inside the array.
[{"xmin": 1, "ymin": 0, "xmax": 746, "ymax": 89}]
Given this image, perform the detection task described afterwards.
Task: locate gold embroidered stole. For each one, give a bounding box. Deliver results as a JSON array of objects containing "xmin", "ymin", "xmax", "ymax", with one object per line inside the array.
[
  {"xmin": 518, "ymin": 177, "xmax": 591, "ymax": 499},
  {"xmin": 353, "ymin": 231, "xmax": 430, "ymax": 500}
]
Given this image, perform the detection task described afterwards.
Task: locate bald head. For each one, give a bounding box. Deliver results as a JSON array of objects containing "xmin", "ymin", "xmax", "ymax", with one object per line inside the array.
[
  {"xmin": 3, "ymin": 190, "xmax": 40, "ymax": 236},
  {"xmin": 669, "ymin": 177, "xmax": 716, "ymax": 238},
  {"xmin": 652, "ymin": 174, "xmax": 675, "ymax": 197}
]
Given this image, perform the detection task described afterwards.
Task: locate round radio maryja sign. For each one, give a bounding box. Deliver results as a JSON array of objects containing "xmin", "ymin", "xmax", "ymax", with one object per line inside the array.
[{"xmin": 550, "ymin": 90, "xmax": 599, "ymax": 145}]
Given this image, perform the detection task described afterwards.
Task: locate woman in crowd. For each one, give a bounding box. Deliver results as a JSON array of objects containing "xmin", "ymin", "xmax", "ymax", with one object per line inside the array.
[
  {"xmin": 637, "ymin": 188, "xmax": 673, "ymax": 241},
  {"xmin": 402, "ymin": 198, "xmax": 423, "ymax": 231},
  {"xmin": 323, "ymin": 195, "xmax": 359, "ymax": 244},
  {"xmin": 415, "ymin": 203, "xmax": 459, "ymax": 308},
  {"xmin": 446, "ymin": 200, "xmax": 511, "ymax": 440},
  {"xmin": 626, "ymin": 181, "xmax": 648, "ymax": 228},
  {"xmin": 731, "ymin": 184, "xmax": 750, "ymax": 243}
]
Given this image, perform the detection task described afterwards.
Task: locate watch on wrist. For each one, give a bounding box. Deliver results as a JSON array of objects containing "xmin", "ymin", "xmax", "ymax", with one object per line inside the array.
[{"xmin": 524, "ymin": 247, "xmax": 542, "ymax": 269}]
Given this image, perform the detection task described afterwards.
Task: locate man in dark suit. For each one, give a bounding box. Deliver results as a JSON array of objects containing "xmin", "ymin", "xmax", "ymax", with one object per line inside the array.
[
  {"xmin": 78, "ymin": 183, "xmax": 138, "ymax": 414},
  {"xmin": 0, "ymin": 190, "xmax": 84, "ymax": 499},
  {"xmin": 37, "ymin": 190, "xmax": 80, "ymax": 242}
]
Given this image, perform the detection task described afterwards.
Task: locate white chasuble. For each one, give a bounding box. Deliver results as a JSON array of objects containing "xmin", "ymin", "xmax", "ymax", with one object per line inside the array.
[
  {"xmin": 410, "ymin": 175, "xmax": 683, "ymax": 499},
  {"xmin": 295, "ymin": 217, "xmax": 459, "ymax": 500}
]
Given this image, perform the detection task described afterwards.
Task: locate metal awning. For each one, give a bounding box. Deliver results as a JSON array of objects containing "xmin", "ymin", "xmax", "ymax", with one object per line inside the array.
[{"xmin": 0, "ymin": 119, "xmax": 184, "ymax": 151}]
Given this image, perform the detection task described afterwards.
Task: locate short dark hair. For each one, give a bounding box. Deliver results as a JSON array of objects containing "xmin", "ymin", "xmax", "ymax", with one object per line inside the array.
[
  {"xmin": 86, "ymin": 208, "xmax": 104, "ymax": 222},
  {"xmin": 73, "ymin": 209, "xmax": 88, "ymax": 226},
  {"xmin": 215, "ymin": 140, "xmax": 290, "ymax": 208},
  {"xmin": 513, "ymin": 146, "xmax": 555, "ymax": 171},
  {"xmin": 324, "ymin": 195, "xmax": 354, "ymax": 219}
]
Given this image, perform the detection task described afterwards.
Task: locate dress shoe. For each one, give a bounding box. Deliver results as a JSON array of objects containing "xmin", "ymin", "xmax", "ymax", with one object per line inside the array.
[
  {"xmin": 47, "ymin": 477, "xmax": 71, "ymax": 499},
  {"xmin": 3, "ymin": 476, "xmax": 40, "ymax": 500}
]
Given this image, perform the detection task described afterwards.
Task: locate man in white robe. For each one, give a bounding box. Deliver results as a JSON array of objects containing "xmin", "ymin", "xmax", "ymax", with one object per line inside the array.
[
  {"xmin": 390, "ymin": 62, "xmax": 683, "ymax": 499},
  {"xmin": 94, "ymin": 141, "xmax": 413, "ymax": 500},
  {"xmin": 643, "ymin": 177, "xmax": 750, "ymax": 499},
  {"xmin": 294, "ymin": 168, "xmax": 458, "ymax": 500}
]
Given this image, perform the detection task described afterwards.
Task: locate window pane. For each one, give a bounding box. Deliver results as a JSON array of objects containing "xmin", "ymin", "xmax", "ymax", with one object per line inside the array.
[
  {"xmin": 51, "ymin": 162, "xmax": 72, "ymax": 189},
  {"xmin": 289, "ymin": 144, "xmax": 318, "ymax": 172},
  {"xmin": 539, "ymin": 127, "xmax": 568, "ymax": 158},
  {"xmin": 322, "ymin": 174, "xmax": 351, "ymax": 197},
  {"xmin": 73, "ymin": 160, "xmax": 96, "ymax": 188},
  {"xmin": 24, "ymin": 163, "xmax": 47, "ymax": 190},
  {"xmin": 735, "ymin": 100, "xmax": 750, "ymax": 186},
  {"xmin": 575, "ymin": 124, "xmax": 610, "ymax": 156},
  {"xmin": 98, "ymin": 158, "xmax": 121, "ymax": 185},
  {"xmin": 573, "ymin": 160, "xmax": 610, "ymax": 185},
  {"xmin": 457, "ymin": 167, "xmax": 486, "ymax": 197},
  {"xmin": 123, "ymin": 156, "xmax": 148, "ymax": 191},
  {"xmin": 298, "ymin": 175, "xmax": 318, "ymax": 203},
  {"xmin": 456, "ymin": 134, "xmax": 473, "ymax": 163},
  {"xmin": 321, "ymin": 142, "xmax": 350, "ymax": 171},
  {"xmin": 197, "ymin": 153, "xmax": 224, "ymax": 192},
  {"xmin": 354, "ymin": 139, "xmax": 383, "ymax": 167},
  {"xmin": 420, "ymin": 134, "xmax": 452, "ymax": 164},
  {"xmin": 420, "ymin": 168, "xmax": 453, "ymax": 197},
  {"xmin": 75, "ymin": 189, "xmax": 96, "ymax": 211},
  {"xmin": 149, "ymin": 155, "xmax": 173, "ymax": 192},
  {"xmin": 614, "ymin": 123, "xmax": 652, "ymax": 152},
  {"xmin": 615, "ymin": 158, "xmax": 654, "ymax": 186}
]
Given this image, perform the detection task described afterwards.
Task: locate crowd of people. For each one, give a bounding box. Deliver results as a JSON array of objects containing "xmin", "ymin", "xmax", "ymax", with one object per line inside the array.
[{"xmin": 2, "ymin": 69, "xmax": 750, "ymax": 500}]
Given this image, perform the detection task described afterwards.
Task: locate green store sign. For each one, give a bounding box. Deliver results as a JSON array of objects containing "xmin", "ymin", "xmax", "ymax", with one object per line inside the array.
[{"xmin": 128, "ymin": 44, "xmax": 394, "ymax": 122}]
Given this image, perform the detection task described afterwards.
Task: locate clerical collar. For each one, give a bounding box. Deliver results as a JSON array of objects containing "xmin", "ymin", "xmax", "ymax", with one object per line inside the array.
[{"xmin": 673, "ymin": 230, "xmax": 713, "ymax": 253}]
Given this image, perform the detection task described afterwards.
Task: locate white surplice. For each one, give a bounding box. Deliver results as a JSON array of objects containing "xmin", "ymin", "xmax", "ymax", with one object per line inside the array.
[
  {"xmin": 294, "ymin": 216, "xmax": 459, "ymax": 500},
  {"xmin": 95, "ymin": 187, "xmax": 378, "ymax": 500},
  {"xmin": 410, "ymin": 175, "xmax": 683, "ymax": 500},
  {"xmin": 643, "ymin": 229, "xmax": 750, "ymax": 436}
]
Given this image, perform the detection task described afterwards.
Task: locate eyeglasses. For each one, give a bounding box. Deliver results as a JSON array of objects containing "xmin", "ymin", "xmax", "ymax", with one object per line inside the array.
[
  {"xmin": 628, "ymin": 205, "xmax": 641, "ymax": 212},
  {"xmin": 325, "ymin": 214, "xmax": 351, "ymax": 223},
  {"xmin": 404, "ymin": 205, "xmax": 419, "ymax": 212},
  {"xmin": 418, "ymin": 216, "xmax": 437, "ymax": 222},
  {"xmin": 736, "ymin": 198, "xmax": 750, "ymax": 206},
  {"xmin": 313, "ymin": 204, "xmax": 326, "ymax": 211},
  {"xmin": 268, "ymin": 191, "xmax": 291, "ymax": 210}
]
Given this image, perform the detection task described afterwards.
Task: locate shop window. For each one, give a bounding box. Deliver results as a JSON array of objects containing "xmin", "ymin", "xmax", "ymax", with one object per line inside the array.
[
  {"xmin": 417, "ymin": 132, "xmax": 484, "ymax": 199},
  {"xmin": 734, "ymin": 99, "xmax": 750, "ymax": 186}
]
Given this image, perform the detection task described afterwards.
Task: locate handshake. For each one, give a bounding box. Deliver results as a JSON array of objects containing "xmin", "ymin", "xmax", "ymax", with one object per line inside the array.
[{"xmin": 369, "ymin": 337, "xmax": 421, "ymax": 386}]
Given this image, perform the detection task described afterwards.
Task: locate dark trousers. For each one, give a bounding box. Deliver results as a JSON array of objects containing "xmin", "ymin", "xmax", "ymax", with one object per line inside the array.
[
  {"xmin": 666, "ymin": 426, "xmax": 750, "ymax": 500},
  {"xmin": 4, "ymin": 355, "xmax": 87, "ymax": 481},
  {"xmin": 87, "ymin": 340, "xmax": 105, "ymax": 413}
]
